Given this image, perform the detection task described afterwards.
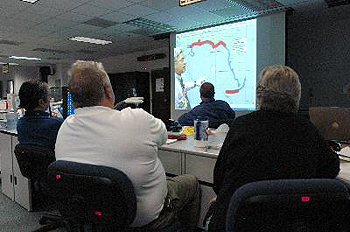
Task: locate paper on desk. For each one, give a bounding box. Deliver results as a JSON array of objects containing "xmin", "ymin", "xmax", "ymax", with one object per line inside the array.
[
  {"xmin": 339, "ymin": 146, "xmax": 350, "ymax": 158},
  {"xmin": 166, "ymin": 139, "xmax": 177, "ymax": 145},
  {"xmin": 209, "ymin": 123, "xmax": 229, "ymax": 134}
]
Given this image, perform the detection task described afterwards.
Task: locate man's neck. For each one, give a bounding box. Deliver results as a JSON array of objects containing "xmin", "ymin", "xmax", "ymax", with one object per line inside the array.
[{"xmin": 98, "ymin": 99, "xmax": 114, "ymax": 109}]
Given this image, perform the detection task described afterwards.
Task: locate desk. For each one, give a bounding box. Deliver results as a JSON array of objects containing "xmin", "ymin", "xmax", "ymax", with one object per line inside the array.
[
  {"xmin": 159, "ymin": 133, "xmax": 350, "ymax": 228},
  {"xmin": 0, "ymin": 129, "xmax": 32, "ymax": 211}
]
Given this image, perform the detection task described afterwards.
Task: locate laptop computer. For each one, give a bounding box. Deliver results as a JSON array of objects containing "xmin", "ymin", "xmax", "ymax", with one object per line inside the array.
[{"xmin": 309, "ymin": 107, "xmax": 350, "ymax": 142}]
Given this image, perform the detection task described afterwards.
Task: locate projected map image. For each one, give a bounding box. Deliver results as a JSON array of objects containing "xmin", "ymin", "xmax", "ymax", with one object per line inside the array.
[{"xmin": 175, "ymin": 19, "xmax": 257, "ymax": 110}]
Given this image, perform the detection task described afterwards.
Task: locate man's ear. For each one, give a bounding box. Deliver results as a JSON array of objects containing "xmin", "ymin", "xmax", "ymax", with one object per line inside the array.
[
  {"xmin": 38, "ymin": 98, "xmax": 46, "ymax": 107},
  {"xmin": 104, "ymin": 84, "xmax": 114, "ymax": 101}
]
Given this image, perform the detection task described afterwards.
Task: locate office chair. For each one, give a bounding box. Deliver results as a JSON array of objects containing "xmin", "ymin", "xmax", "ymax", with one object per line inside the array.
[
  {"xmin": 47, "ymin": 160, "xmax": 183, "ymax": 232},
  {"xmin": 226, "ymin": 179, "xmax": 350, "ymax": 232},
  {"xmin": 14, "ymin": 143, "xmax": 66, "ymax": 232}
]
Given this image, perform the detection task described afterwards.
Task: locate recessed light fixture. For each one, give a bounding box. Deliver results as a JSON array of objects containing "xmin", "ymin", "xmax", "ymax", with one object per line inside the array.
[
  {"xmin": 20, "ymin": 0, "xmax": 40, "ymax": 3},
  {"xmin": 9, "ymin": 56, "xmax": 41, "ymax": 61},
  {"xmin": 69, "ymin": 37, "xmax": 112, "ymax": 45}
]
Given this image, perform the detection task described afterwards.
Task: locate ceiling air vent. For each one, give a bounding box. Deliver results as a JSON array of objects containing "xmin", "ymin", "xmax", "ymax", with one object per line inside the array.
[
  {"xmin": 232, "ymin": 0, "xmax": 284, "ymax": 12},
  {"xmin": 0, "ymin": 40, "xmax": 23, "ymax": 46},
  {"xmin": 123, "ymin": 18, "xmax": 175, "ymax": 35},
  {"xmin": 84, "ymin": 17, "xmax": 118, "ymax": 28},
  {"xmin": 324, "ymin": 0, "xmax": 350, "ymax": 8}
]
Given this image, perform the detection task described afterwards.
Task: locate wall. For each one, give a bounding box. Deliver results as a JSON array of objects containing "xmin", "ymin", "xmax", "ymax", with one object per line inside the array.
[
  {"xmin": 48, "ymin": 63, "xmax": 71, "ymax": 87},
  {"xmin": 0, "ymin": 65, "xmax": 40, "ymax": 97},
  {"xmin": 99, "ymin": 46, "xmax": 169, "ymax": 73},
  {"xmin": 287, "ymin": 9, "xmax": 350, "ymax": 108}
]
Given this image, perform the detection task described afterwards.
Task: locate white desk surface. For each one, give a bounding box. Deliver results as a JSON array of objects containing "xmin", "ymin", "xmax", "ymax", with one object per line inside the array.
[
  {"xmin": 161, "ymin": 132, "xmax": 350, "ymax": 183},
  {"xmin": 160, "ymin": 133, "xmax": 227, "ymax": 158}
]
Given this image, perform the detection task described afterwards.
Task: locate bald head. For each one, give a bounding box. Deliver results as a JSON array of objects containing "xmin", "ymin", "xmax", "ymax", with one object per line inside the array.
[{"xmin": 200, "ymin": 82, "xmax": 215, "ymax": 99}]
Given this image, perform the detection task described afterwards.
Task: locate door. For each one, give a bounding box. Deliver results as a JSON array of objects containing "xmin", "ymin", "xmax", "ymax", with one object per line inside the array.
[
  {"xmin": 151, "ymin": 68, "xmax": 170, "ymax": 123},
  {"xmin": 0, "ymin": 133, "xmax": 14, "ymax": 200}
]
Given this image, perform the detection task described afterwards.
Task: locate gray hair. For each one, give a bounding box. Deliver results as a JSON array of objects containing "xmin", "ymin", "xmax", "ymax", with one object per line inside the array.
[
  {"xmin": 257, "ymin": 65, "xmax": 301, "ymax": 113},
  {"xmin": 68, "ymin": 60, "xmax": 111, "ymax": 108}
]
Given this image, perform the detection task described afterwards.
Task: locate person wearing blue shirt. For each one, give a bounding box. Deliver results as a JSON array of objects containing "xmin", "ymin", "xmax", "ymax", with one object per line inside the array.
[
  {"xmin": 17, "ymin": 81, "xmax": 64, "ymax": 152},
  {"xmin": 178, "ymin": 82, "xmax": 236, "ymax": 128}
]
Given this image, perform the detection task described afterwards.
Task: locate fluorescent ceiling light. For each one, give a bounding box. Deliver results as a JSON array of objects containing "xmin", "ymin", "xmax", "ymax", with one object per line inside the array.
[
  {"xmin": 20, "ymin": 0, "xmax": 40, "ymax": 3},
  {"xmin": 0, "ymin": 62, "xmax": 19, "ymax": 65},
  {"xmin": 9, "ymin": 56, "xmax": 41, "ymax": 61},
  {"xmin": 69, "ymin": 37, "xmax": 112, "ymax": 45}
]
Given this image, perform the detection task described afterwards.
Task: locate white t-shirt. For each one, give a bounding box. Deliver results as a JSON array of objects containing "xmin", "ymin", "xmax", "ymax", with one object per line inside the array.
[{"xmin": 55, "ymin": 106, "xmax": 168, "ymax": 227}]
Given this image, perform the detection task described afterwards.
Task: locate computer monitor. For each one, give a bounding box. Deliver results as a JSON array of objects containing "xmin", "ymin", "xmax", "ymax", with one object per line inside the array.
[
  {"xmin": 309, "ymin": 107, "xmax": 350, "ymax": 141},
  {"xmin": 62, "ymin": 87, "xmax": 75, "ymax": 119}
]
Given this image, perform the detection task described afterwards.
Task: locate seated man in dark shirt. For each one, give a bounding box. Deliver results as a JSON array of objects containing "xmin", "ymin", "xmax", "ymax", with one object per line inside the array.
[
  {"xmin": 208, "ymin": 65, "xmax": 340, "ymax": 232},
  {"xmin": 178, "ymin": 82, "xmax": 236, "ymax": 128},
  {"xmin": 17, "ymin": 81, "xmax": 64, "ymax": 152}
]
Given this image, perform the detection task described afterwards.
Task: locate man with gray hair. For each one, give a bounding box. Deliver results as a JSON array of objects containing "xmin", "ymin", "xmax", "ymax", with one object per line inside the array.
[
  {"xmin": 208, "ymin": 65, "xmax": 340, "ymax": 231},
  {"xmin": 55, "ymin": 60, "xmax": 200, "ymax": 231}
]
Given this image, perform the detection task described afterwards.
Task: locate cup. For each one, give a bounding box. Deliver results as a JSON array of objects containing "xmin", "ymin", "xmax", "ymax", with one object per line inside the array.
[{"xmin": 194, "ymin": 119, "xmax": 209, "ymax": 148}]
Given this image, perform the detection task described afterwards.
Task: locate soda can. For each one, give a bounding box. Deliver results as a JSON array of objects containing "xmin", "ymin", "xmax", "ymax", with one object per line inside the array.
[{"xmin": 194, "ymin": 119, "xmax": 209, "ymax": 147}]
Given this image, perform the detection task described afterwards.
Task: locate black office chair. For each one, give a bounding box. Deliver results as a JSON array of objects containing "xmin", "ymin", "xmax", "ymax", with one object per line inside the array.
[
  {"xmin": 47, "ymin": 160, "xmax": 138, "ymax": 232},
  {"xmin": 14, "ymin": 143, "xmax": 66, "ymax": 232},
  {"xmin": 226, "ymin": 179, "xmax": 350, "ymax": 232},
  {"xmin": 48, "ymin": 160, "xmax": 183, "ymax": 232}
]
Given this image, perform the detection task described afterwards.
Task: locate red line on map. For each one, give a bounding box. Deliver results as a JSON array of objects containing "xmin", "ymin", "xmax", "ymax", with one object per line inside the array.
[
  {"xmin": 190, "ymin": 40, "xmax": 226, "ymax": 49},
  {"xmin": 225, "ymin": 89, "xmax": 239, "ymax": 94}
]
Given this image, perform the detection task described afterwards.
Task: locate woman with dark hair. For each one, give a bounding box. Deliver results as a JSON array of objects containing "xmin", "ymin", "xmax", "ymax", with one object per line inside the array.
[{"xmin": 17, "ymin": 80, "xmax": 64, "ymax": 152}]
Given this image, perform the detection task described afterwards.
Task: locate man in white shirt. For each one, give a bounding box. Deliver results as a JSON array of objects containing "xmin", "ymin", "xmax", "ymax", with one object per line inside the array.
[{"xmin": 55, "ymin": 60, "xmax": 200, "ymax": 231}]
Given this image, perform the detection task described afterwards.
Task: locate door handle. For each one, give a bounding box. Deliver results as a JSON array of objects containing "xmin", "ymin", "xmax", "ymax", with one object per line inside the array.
[
  {"xmin": 10, "ymin": 175, "xmax": 12, "ymax": 183},
  {"xmin": 14, "ymin": 176, "xmax": 17, "ymax": 185}
]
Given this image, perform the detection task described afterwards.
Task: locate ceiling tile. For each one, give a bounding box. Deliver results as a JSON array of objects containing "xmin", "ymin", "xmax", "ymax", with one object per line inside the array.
[
  {"xmin": 89, "ymin": 0, "xmax": 134, "ymax": 10},
  {"xmin": 143, "ymin": 12, "xmax": 174, "ymax": 23},
  {"xmin": 0, "ymin": 0, "xmax": 31, "ymax": 11},
  {"xmin": 55, "ymin": 12, "xmax": 93, "ymax": 23},
  {"xmin": 71, "ymin": 3, "xmax": 114, "ymax": 17},
  {"xmin": 36, "ymin": 0, "xmax": 90, "ymax": 11},
  {"xmin": 192, "ymin": 0, "xmax": 236, "ymax": 11},
  {"xmin": 69, "ymin": 24, "xmax": 102, "ymax": 33},
  {"xmin": 127, "ymin": 0, "xmax": 147, "ymax": 3},
  {"xmin": 20, "ymin": 4, "xmax": 66, "ymax": 17},
  {"xmin": 11, "ymin": 12, "xmax": 53, "ymax": 24},
  {"xmin": 0, "ymin": 6, "xmax": 23, "ymax": 18},
  {"xmin": 5, "ymin": 18, "xmax": 36, "ymax": 30},
  {"xmin": 166, "ymin": 4, "xmax": 206, "ymax": 16},
  {"xmin": 105, "ymin": 23, "xmax": 140, "ymax": 32},
  {"xmin": 100, "ymin": 11, "xmax": 137, "ymax": 23},
  {"xmin": 140, "ymin": 0, "xmax": 179, "ymax": 11},
  {"xmin": 42, "ymin": 18, "xmax": 80, "ymax": 29},
  {"xmin": 119, "ymin": 4, "xmax": 158, "ymax": 17}
]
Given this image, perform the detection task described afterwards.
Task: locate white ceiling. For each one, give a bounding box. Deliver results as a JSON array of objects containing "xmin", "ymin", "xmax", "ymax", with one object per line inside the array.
[{"xmin": 0, "ymin": 0, "xmax": 347, "ymax": 66}]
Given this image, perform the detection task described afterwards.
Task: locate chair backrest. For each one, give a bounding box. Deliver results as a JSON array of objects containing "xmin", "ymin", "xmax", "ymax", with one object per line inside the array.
[
  {"xmin": 226, "ymin": 179, "xmax": 350, "ymax": 232},
  {"xmin": 14, "ymin": 143, "xmax": 55, "ymax": 181},
  {"xmin": 47, "ymin": 160, "xmax": 137, "ymax": 230}
]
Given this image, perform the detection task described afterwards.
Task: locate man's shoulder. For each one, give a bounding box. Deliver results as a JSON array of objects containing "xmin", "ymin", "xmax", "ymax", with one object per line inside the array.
[
  {"xmin": 49, "ymin": 116, "xmax": 64, "ymax": 124},
  {"xmin": 215, "ymin": 99, "xmax": 231, "ymax": 106}
]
